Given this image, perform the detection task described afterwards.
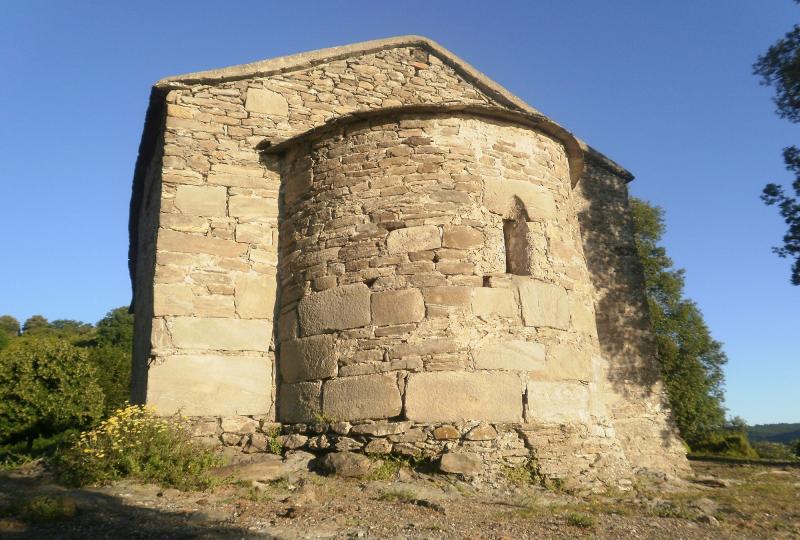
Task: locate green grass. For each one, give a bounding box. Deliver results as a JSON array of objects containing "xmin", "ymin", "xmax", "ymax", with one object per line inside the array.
[
  {"xmin": 378, "ymin": 488, "xmax": 417, "ymax": 502},
  {"xmin": 565, "ymin": 512, "xmax": 595, "ymax": 528}
]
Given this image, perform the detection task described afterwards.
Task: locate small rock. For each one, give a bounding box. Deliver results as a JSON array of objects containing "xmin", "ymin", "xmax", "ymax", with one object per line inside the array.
[
  {"xmin": 246, "ymin": 433, "xmax": 270, "ymax": 452},
  {"xmin": 331, "ymin": 421, "xmax": 352, "ymax": 435},
  {"xmin": 432, "ymin": 426, "xmax": 460, "ymax": 440},
  {"xmin": 351, "ymin": 421, "xmax": 410, "ymax": 436},
  {"xmin": 334, "ymin": 436, "xmax": 363, "ymax": 452},
  {"xmin": 220, "ymin": 416, "xmax": 259, "ymax": 434},
  {"xmin": 306, "ymin": 434, "xmax": 330, "ymax": 450},
  {"xmin": 464, "ymin": 423, "xmax": 497, "ymax": 441},
  {"xmin": 213, "ymin": 453, "xmax": 284, "ymax": 482},
  {"xmin": 280, "ymin": 433, "xmax": 308, "ymax": 450},
  {"xmin": 690, "ymin": 497, "xmax": 719, "ymax": 515},
  {"xmin": 439, "ymin": 452, "xmax": 482, "ymax": 475},
  {"xmin": 283, "ymin": 450, "xmax": 316, "ymax": 473},
  {"xmin": 697, "ymin": 515, "xmax": 720, "ymax": 527},
  {"xmin": 693, "ymin": 476, "xmax": 733, "ymax": 488},
  {"xmin": 364, "ymin": 438, "xmax": 392, "ymax": 454},
  {"xmin": 319, "ymin": 451, "xmax": 373, "ymax": 478}
]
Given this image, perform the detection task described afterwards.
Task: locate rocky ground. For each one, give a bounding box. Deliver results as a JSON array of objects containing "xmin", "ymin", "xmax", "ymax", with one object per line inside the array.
[{"xmin": 1, "ymin": 454, "xmax": 798, "ymax": 539}]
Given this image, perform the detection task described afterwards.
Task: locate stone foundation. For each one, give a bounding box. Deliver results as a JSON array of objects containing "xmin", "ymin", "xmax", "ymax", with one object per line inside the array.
[{"xmin": 189, "ymin": 415, "xmax": 630, "ymax": 488}]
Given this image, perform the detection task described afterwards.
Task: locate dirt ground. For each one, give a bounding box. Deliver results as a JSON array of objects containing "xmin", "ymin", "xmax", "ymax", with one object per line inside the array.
[{"xmin": 1, "ymin": 458, "xmax": 798, "ymax": 539}]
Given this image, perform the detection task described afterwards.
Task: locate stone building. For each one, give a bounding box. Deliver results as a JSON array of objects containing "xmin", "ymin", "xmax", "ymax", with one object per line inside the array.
[{"xmin": 129, "ymin": 36, "xmax": 688, "ymax": 486}]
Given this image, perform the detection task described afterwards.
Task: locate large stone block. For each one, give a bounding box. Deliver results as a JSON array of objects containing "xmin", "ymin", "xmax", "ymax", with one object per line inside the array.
[
  {"xmin": 386, "ymin": 225, "xmax": 441, "ymax": 254},
  {"xmin": 405, "ymin": 371, "xmax": 524, "ymax": 422},
  {"xmin": 173, "ymin": 185, "xmax": 227, "ymax": 217},
  {"xmin": 526, "ymin": 381, "xmax": 589, "ymax": 423},
  {"xmin": 472, "ymin": 339, "xmax": 546, "ymax": 371},
  {"xmin": 471, "ymin": 287, "xmax": 517, "ymax": 318},
  {"xmin": 245, "ymin": 87, "xmax": 289, "ymax": 116},
  {"xmin": 280, "ymin": 334, "xmax": 338, "ymax": 383},
  {"xmin": 169, "ymin": 317, "xmax": 270, "ymax": 351},
  {"xmin": 547, "ymin": 342, "xmax": 592, "ymax": 380},
  {"xmin": 278, "ymin": 381, "xmax": 322, "ymax": 423},
  {"xmin": 371, "ymin": 288, "xmax": 425, "ymax": 326},
  {"xmin": 228, "ymin": 195, "xmax": 278, "ymax": 221},
  {"xmin": 322, "ymin": 374, "xmax": 402, "ymax": 421},
  {"xmin": 442, "ymin": 225, "xmax": 484, "ymax": 249},
  {"xmin": 153, "ymin": 283, "xmax": 194, "ymax": 316},
  {"xmin": 483, "ymin": 178, "xmax": 556, "ymax": 220},
  {"xmin": 518, "ymin": 280, "xmax": 569, "ymax": 329},
  {"xmin": 158, "ymin": 229, "xmax": 247, "ymax": 258},
  {"xmin": 147, "ymin": 354, "xmax": 271, "ymax": 416},
  {"xmin": 297, "ymin": 283, "xmax": 371, "ymax": 336},
  {"xmin": 422, "ymin": 286, "xmax": 472, "ymax": 307},
  {"xmin": 234, "ymin": 273, "xmax": 277, "ymax": 319}
]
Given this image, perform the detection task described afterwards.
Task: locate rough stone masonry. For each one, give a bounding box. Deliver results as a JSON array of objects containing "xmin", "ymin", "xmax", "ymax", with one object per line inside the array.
[{"xmin": 128, "ymin": 36, "xmax": 689, "ymax": 488}]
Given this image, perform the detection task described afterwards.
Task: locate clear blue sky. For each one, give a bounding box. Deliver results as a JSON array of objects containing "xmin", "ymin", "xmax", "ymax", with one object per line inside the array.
[{"xmin": 0, "ymin": 1, "xmax": 796, "ymax": 424}]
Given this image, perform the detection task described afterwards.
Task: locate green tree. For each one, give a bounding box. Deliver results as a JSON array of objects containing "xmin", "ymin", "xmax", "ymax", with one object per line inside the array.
[
  {"xmin": 792, "ymin": 439, "xmax": 800, "ymax": 458},
  {"xmin": 754, "ymin": 8, "xmax": 800, "ymax": 285},
  {"xmin": 93, "ymin": 307, "xmax": 134, "ymax": 349},
  {"xmin": 630, "ymin": 198, "xmax": 727, "ymax": 447},
  {"xmin": 0, "ymin": 316, "xmax": 20, "ymax": 337},
  {"xmin": 22, "ymin": 315, "xmax": 49, "ymax": 335},
  {"xmin": 0, "ymin": 338, "xmax": 104, "ymax": 449},
  {"xmin": 0, "ymin": 332, "xmax": 9, "ymax": 351},
  {"xmin": 85, "ymin": 307, "xmax": 134, "ymax": 413}
]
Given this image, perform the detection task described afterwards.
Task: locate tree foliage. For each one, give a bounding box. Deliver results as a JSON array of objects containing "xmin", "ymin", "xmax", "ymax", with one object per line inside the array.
[
  {"xmin": 0, "ymin": 306, "xmax": 134, "ymax": 452},
  {"xmin": 0, "ymin": 338, "xmax": 104, "ymax": 447},
  {"xmin": 0, "ymin": 316, "xmax": 20, "ymax": 337},
  {"xmin": 754, "ymin": 9, "xmax": 800, "ymax": 285},
  {"xmin": 630, "ymin": 198, "xmax": 727, "ymax": 447}
]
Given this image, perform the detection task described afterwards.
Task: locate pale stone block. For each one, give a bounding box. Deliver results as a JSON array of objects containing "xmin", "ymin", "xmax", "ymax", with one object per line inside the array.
[
  {"xmin": 439, "ymin": 452, "xmax": 482, "ymax": 475},
  {"xmin": 471, "ymin": 287, "xmax": 517, "ymax": 318},
  {"xmin": 297, "ymin": 283, "xmax": 371, "ymax": 336},
  {"xmin": 158, "ymin": 229, "xmax": 247, "ymax": 258},
  {"xmin": 234, "ymin": 273, "xmax": 276, "ymax": 319},
  {"xmin": 526, "ymin": 381, "xmax": 589, "ymax": 423},
  {"xmin": 169, "ymin": 317, "xmax": 270, "ymax": 351},
  {"xmin": 174, "ymin": 185, "xmax": 227, "ymax": 217},
  {"xmin": 484, "ymin": 178, "xmax": 556, "ymax": 220},
  {"xmin": 193, "ymin": 295, "xmax": 235, "ymax": 317},
  {"xmin": 278, "ymin": 381, "xmax": 321, "ymax": 423},
  {"xmin": 147, "ymin": 354, "xmax": 271, "ymax": 416},
  {"xmin": 229, "ymin": 195, "xmax": 278, "ymax": 221},
  {"xmin": 280, "ymin": 334, "xmax": 338, "ymax": 383},
  {"xmin": 322, "ymin": 373, "xmax": 402, "ymax": 421},
  {"xmin": 518, "ymin": 280, "xmax": 569, "ymax": 329},
  {"xmin": 235, "ymin": 222, "xmax": 273, "ymax": 244},
  {"xmin": 422, "ymin": 286, "xmax": 472, "ymax": 306},
  {"xmin": 207, "ymin": 163, "xmax": 269, "ymax": 189},
  {"xmin": 405, "ymin": 371, "xmax": 524, "ymax": 422},
  {"xmin": 151, "ymin": 318, "xmax": 172, "ymax": 349},
  {"xmin": 160, "ymin": 214, "xmax": 209, "ymax": 234},
  {"xmin": 153, "ymin": 283, "xmax": 194, "ymax": 316},
  {"xmin": 386, "ymin": 225, "xmax": 441, "ymax": 254},
  {"xmin": 245, "ymin": 87, "xmax": 289, "ymax": 116},
  {"xmin": 547, "ymin": 342, "xmax": 592, "ymax": 380},
  {"xmin": 371, "ymin": 288, "xmax": 424, "ymax": 326},
  {"xmin": 472, "ymin": 339, "xmax": 546, "ymax": 371},
  {"xmin": 442, "ymin": 225, "xmax": 484, "ymax": 249}
]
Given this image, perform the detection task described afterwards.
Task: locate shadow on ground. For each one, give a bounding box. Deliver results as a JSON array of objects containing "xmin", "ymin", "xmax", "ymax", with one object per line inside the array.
[{"xmin": 0, "ymin": 472, "xmax": 270, "ymax": 540}]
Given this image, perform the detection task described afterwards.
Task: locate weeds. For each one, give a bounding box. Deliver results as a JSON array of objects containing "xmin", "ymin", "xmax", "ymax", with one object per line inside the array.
[
  {"xmin": 10, "ymin": 495, "xmax": 77, "ymax": 524},
  {"xmin": 54, "ymin": 404, "xmax": 222, "ymax": 490},
  {"xmin": 565, "ymin": 512, "xmax": 595, "ymax": 528}
]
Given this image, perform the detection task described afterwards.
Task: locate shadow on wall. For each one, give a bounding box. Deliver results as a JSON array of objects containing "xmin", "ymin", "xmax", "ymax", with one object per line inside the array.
[{"xmin": 576, "ymin": 155, "xmax": 678, "ymax": 450}]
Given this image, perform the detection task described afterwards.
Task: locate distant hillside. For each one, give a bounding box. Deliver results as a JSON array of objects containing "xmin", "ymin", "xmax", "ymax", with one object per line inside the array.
[{"xmin": 748, "ymin": 423, "xmax": 800, "ymax": 444}]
